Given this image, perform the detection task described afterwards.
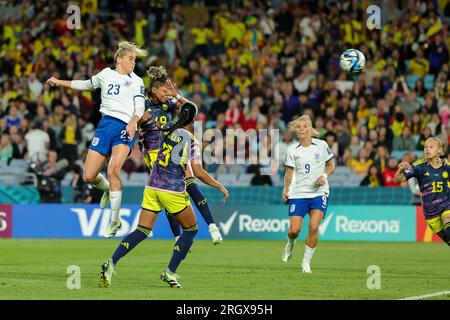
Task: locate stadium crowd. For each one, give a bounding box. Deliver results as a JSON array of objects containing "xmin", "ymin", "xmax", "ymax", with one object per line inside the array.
[{"xmin": 0, "ymin": 0, "xmax": 450, "ymax": 198}]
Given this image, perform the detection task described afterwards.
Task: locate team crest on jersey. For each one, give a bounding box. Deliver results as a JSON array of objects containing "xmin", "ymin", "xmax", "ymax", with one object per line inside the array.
[
  {"xmin": 314, "ymin": 153, "xmax": 320, "ymax": 161},
  {"xmin": 443, "ymin": 171, "xmax": 448, "ymax": 179},
  {"xmin": 92, "ymin": 137, "xmax": 100, "ymax": 146},
  {"xmin": 290, "ymin": 204, "xmax": 296, "ymax": 213},
  {"xmin": 162, "ymin": 104, "xmax": 168, "ymax": 111},
  {"xmin": 424, "ymin": 172, "xmax": 430, "ymax": 176},
  {"xmin": 124, "ymin": 81, "xmax": 131, "ymax": 87}
]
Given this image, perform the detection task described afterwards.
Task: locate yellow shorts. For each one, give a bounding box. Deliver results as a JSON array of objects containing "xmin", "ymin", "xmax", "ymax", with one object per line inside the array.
[
  {"xmin": 143, "ymin": 149, "xmax": 159, "ymax": 171},
  {"xmin": 142, "ymin": 187, "xmax": 190, "ymax": 214},
  {"xmin": 426, "ymin": 210, "xmax": 450, "ymax": 233}
]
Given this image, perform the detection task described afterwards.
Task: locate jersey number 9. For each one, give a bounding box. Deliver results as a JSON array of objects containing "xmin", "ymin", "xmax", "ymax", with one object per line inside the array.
[{"xmin": 305, "ymin": 164, "xmax": 310, "ymax": 174}]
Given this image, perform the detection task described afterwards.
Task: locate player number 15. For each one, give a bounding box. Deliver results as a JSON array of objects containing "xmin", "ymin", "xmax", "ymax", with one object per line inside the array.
[{"xmin": 431, "ymin": 181, "xmax": 443, "ymax": 193}]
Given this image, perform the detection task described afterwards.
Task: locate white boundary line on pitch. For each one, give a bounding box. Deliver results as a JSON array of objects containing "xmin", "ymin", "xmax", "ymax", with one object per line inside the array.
[{"xmin": 397, "ymin": 291, "xmax": 450, "ymax": 300}]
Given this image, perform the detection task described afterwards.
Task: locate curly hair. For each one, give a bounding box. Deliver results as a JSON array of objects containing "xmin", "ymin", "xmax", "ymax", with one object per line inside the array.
[{"xmin": 146, "ymin": 66, "xmax": 169, "ymax": 92}]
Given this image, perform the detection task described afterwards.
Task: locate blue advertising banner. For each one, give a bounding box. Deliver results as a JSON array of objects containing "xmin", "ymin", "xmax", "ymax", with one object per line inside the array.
[
  {"xmin": 12, "ymin": 204, "xmax": 211, "ymax": 239},
  {"xmin": 211, "ymin": 205, "xmax": 416, "ymax": 242},
  {"xmin": 10, "ymin": 204, "xmax": 416, "ymax": 241}
]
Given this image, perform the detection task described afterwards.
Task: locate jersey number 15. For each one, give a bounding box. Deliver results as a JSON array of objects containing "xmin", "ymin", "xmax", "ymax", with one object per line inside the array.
[{"xmin": 431, "ymin": 181, "xmax": 444, "ymax": 193}]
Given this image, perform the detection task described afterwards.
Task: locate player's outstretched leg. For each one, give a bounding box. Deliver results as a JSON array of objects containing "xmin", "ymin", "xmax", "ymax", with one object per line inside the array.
[
  {"xmin": 186, "ymin": 177, "xmax": 222, "ymax": 244},
  {"xmin": 99, "ymin": 224, "xmax": 152, "ymax": 287},
  {"xmin": 99, "ymin": 258, "xmax": 116, "ymax": 288},
  {"xmin": 161, "ymin": 205, "xmax": 198, "ymax": 288},
  {"xmin": 161, "ymin": 224, "xmax": 198, "ymax": 288}
]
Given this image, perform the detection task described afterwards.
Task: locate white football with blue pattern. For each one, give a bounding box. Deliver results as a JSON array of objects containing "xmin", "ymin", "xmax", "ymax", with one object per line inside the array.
[{"xmin": 340, "ymin": 49, "xmax": 366, "ymax": 73}]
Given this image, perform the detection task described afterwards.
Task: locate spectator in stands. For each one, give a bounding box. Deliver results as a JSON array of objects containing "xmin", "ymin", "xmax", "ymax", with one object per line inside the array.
[
  {"xmin": 191, "ymin": 20, "xmax": 210, "ymax": 58},
  {"xmin": 393, "ymin": 126, "xmax": 416, "ymax": 151},
  {"xmin": 349, "ymin": 136, "xmax": 362, "ymax": 158},
  {"xmin": 41, "ymin": 117, "xmax": 57, "ymax": 151},
  {"xmin": 5, "ymin": 104, "xmax": 21, "ymax": 129},
  {"xmin": 278, "ymin": 130, "xmax": 293, "ymax": 161},
  {"xmin": 59, "ymin": 115, "xmax": 81, "ymax": 167},
  {"xmin": 338, "ymin": 147, "xmax": 354, "ymax": 167},
  {"xmin": 382, "ymin": 157, "xmax": 401, "ymax": 187},
  {"xmin": 416, "ymin": 126, "xmax": 433, "ymax": 150},
  {"xmin": 373, "ymin": 145, "xmax": 390, "ymax": 172},
  {"xmin": 409, "ymin": 48, "xmax": 429, "ymax": 77},
  {"xmin": 427, "ymin": 112, "xmax": 443, "ymax": 136},
  {"xmin": 28, "ymin": 73, "xmax": 43, "ymax": 102},
  {"xmin": 363, "ymin": 140, "xmax": 376, "ymax": 160},
  {"xmin": 224, "ymin": 98, "xmax": 242, "ymax": 128},
  {"xmin": 9, "ymin": 126, "xmax": 26, "ymax": 159},
  {"xmin": 410, "ymin": 113, "xmax": 424, "ymax": 137},
  {"xmin": 36, "ymin": 150, "xmax": 68, "ymax": 203},
  {"xmin": 209, "ymin": 91, "xmax": 229, "ymax": 120},
  {"xmin": 350, "ymin": 148, "xmax": 372, "ymax": 175},
  {"xmin": 0, "ymin": 133, "xmax": 15, "ymax": 163},
  {"xmin": 360, "ymin": 164, "xmax": 384, "ymax": 187},
  {"xmin": 324, "ymin": 131, "xmax": 339, "ymax": 159},
  {"xmin": 25, "ymin": 120, "xmax": 50, "ymax": 163},
  {"xmin": 400, "ymin": 91, "xmax": 420, "ymax": 122},
  {"xmin": 427, "ymin": 34, "xmax": 449, "ymax": 75}
]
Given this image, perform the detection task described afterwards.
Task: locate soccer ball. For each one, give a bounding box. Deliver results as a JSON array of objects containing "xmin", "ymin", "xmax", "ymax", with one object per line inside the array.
[{"xmin": 339, "ymin": 49, "xmax": 366, "ymax": 73}]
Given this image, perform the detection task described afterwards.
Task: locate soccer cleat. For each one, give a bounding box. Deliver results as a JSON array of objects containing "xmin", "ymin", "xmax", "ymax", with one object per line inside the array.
[
  {"xmin": 104, "ymin": 220, "xmax": 122, "ymax": 238},
  {"xmin": 281, "ymin": 240, "xmax": 296, "ymax": 262},
  {"xmin": 208, "ymin": 223, "xmax": 223, "ymax": 245},
  {"xmin": 100, "ymin": 191, "xmax": 110, "ymax": 209},
  {"xmin": 160, "ymin": 268, "xmax": 182, "ymax": 288},
  {"xmin": 99, "ymin": 259, "xmax": 116, "ymax": 287},
  {"xmin": 302, "ymin": 262, "xmax": 312, "ymax": 273}
]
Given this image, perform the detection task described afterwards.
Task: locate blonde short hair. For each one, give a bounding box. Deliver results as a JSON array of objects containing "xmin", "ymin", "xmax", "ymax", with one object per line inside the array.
[
  {"xmin": 425, "ymin": 136, "xmax": 447, "ymax": 157},
  {"xmin": 114, "ymin": 41, "xmax": 148, "ymax": 64},
  {"xmin": 288, "ymin": 115, "xmax": 320, "ymax": 137}
]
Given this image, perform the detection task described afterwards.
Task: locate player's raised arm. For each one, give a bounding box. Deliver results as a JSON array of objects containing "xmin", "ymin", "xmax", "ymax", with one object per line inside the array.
[
  {"xmin": 394, "ymin": 161, "xmax": 411, "ymax": 184},
  {"xmin": 46, "ymin": 76, "xmax": 96, "ymax": 90},
  {"xmin": 189, "ymin": 160, "xmax": 229, "ymax": 203}
]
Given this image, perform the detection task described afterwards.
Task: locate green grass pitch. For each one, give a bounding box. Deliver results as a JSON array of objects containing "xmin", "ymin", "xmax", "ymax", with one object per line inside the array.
[{"xmin": 0, "ymin": 239, "xmax": 449, "ymax": 300}]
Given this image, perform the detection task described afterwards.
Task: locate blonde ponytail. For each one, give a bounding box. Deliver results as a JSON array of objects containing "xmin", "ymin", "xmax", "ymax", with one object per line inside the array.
[{"xmin": 114, "ymin": 41, "xmax": 148, "ymax": 64}]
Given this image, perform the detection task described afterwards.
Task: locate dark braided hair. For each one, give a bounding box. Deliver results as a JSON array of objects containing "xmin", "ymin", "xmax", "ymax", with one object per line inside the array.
[{"xmin": 161, "ymin": 101, "xmax": 198, "ymax": 133}]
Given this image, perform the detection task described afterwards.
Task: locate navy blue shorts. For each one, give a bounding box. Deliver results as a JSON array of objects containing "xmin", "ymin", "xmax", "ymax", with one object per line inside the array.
[
  {"xmin": 89, "ymin": 115, "xmax": 135, "ymax": 156},
  {"xmin": 288, "ymin": 196, "xmax": 328, "ymax": 217}
]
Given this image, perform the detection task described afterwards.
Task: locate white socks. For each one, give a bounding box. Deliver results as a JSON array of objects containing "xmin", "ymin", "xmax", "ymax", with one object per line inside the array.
[
  {"xmin": 287, "ymin": 236, "xmax": 296, "ymax": 246},
  {"xmin": 303, "ymin": 245, "xmax": 315, "ymax": 265},
  {"xmin": 92, "ymin": 173, "xmax": 109, "ymax": 192},
  {"xmin": 110, "ymin": 191, "xmax": 122, "ymax": 222}
]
